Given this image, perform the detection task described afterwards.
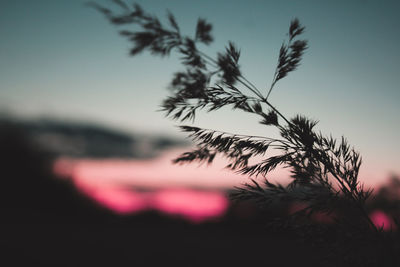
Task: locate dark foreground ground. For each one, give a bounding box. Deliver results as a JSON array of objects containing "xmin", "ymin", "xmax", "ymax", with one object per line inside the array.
[
  {"xmin": 0, "ymin": 119, "xmax": 324, "ymax": 267},
  {"xmin": 1, "ymin": 119, "xmax": 398, "ymax": 267},
  {"xmin": 1, "ymin": 214, "xmax": 324, "ymax": 267}
]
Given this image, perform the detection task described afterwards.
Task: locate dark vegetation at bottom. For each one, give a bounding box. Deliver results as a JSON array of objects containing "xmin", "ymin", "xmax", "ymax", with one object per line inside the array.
[{"xmin": 1, "ymin": 215, "xmax": 322, "ymax": 267}]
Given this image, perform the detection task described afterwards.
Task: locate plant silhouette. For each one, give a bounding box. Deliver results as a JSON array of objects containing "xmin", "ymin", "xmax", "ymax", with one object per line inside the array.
[{"xmin": 92, "ymin": 1, "xmax": 399, "ymax": 266}]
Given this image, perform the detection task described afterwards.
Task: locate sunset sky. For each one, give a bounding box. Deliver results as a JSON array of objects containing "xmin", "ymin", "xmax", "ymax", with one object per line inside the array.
[{"xmin": 1, "ymin": 0, "xmax": 399, "ymax": 184}]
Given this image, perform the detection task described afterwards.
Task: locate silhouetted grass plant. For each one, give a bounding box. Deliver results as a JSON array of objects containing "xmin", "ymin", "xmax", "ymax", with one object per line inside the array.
[{"xmin": 92, "ymin": 1, "xmax": 399, "ymax": 265}]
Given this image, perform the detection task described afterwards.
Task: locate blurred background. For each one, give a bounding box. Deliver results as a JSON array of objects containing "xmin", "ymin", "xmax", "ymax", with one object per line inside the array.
[{"xmin": 1, "ymin": 0, "xmax": 399, "ymax": 266}]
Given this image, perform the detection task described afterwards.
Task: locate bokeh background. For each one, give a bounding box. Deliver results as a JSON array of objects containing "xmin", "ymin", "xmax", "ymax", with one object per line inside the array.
[{"xmin": 1, "ymin": 0, "xmax": 399, "ymax": 266}]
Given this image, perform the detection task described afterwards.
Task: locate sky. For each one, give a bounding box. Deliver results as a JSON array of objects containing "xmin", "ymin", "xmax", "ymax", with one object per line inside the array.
[{"xmin": 1, "ymin": 0, "xmax": 399, "ymax": 184}]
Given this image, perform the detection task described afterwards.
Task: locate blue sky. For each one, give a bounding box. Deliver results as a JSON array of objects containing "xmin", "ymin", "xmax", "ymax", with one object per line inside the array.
[{"xmin": 0, "ymin": 0, "xmax": 399, "ymax": 182}]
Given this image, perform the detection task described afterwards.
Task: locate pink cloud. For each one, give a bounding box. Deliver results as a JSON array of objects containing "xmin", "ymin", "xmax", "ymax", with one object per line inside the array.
[
  {"xmin": 79, "ymin": 184, "xmax": 228, "ymax": 222},
  {"xmin": 53, "ymin": 148, "xmax": 390, "ymax": 223},
  {"xmin": 369, "ymin": 210, "xmax": 396, "ymax": 231},
  {"xmin": 70, "ymin": 168, "xmax": 229, "ymax": 222},
  {"xmin": 74, "ymin": 178, "xmax": 148, "ymax": 214},
  {"xmin": 151, "ymin": 189, "xmax": 228, "ymax": 223},
  {"xmin": 54, "ymin": 149, "xmax": 293, "ymax": 190}
]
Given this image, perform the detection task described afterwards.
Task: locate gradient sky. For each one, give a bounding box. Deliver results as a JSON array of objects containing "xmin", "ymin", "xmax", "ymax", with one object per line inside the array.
[{"xmin": 1, "ymin": 0, "xmax": 399, "ymax": 183}]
